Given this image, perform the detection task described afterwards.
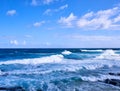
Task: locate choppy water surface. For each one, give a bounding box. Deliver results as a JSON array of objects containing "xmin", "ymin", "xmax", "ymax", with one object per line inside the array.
[{"xmin": 0, "ymin": 48, "xmax": 120, "ymax": 91}]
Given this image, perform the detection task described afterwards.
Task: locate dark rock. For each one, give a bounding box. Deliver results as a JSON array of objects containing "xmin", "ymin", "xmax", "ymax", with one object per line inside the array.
[
  {"xmin": 75, "ymin": 88, "xmax": 79, "ymax": 91},
  {"xmin": 117, "ymin": 73, "xmax": 120, "ymax": 76},
  {"xmin": 0, "ymin": 86, "xmax": 25, "ymax": 91},
  {"xmin": 37, "ymin": 89, "xmax": 43, "ymax": 91},
  {"xmin": 0, "ymin": 70, "xmax": 9, "ymax": 76},
  {"xmin": 109, "ymin": 72, "xmax": 120, "ymax": 76},
  {"xmin": 109, "ymin": 73, "xmax": 115, "ymax": 75},
  {"xmin": 104, "ymin": 79, "xmax": 120, "ymax": 87}
]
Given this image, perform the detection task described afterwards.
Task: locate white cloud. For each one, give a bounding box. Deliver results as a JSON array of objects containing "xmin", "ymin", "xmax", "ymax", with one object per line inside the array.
[
  {"xmin": 31, "ymin": 0, "xmax": 38, "ymax": 6},
  {"xmin": 44, "ymin": 9, "xmax": 52, "ymax": 15},
  {"xmin": 7, "ymin": 10, "xmax": 16, "ymax": 16},
  {"xmin": 25, "ymin": 35, "xmax": 32, "ymax": 38},
  {"xmin": 10, "ymin": 40, "xmax": 27, "ymax": 46},
  {"xmin": 10, "ymin": 40, "xmax": 18, "ymax": 45},
  {"xmin": 44, "ymin": 4, "xmax": 68, "ymax": 15},
  {"xmin": 31, "ymin": 0, "xmax": 58, "ymax": 6},
  {"xmin": 67, "ymin": 35, "xmax": 120, "ymax": 41},
  {"xmin": 23, "ymin": 40, "xmax": 26, "ymax": 45},
  {"xmin": 60, "ymin": 4, "xmax": 68, "ymax": 9},
  {"xmin": 77, "ymin": 7, "xmax": 120, "ymax": 30},
  {"xmin": 33, "ymin": 21, "xmax": 45, "ymax": 27},
  {"xmin": 57, "ymin": 4, "xmax": 68, "ymax": 11},
  {"xmin": 44, "ymin": 42, "xmax": 51, "ymax": 46},
  {"xmin": 58, "ymin": 13, "xmax": 77, "ymax": 27},
  {"xmin": 58, "ymin": 6, "xmax": 120, "ymax": 30},
  {"xmin": 114, "ymin": 15, "xmax": 120, "ymax": 23},
  {"xmin": 43, "ymin": 0, "xmax": 53, "ymax": 4}
]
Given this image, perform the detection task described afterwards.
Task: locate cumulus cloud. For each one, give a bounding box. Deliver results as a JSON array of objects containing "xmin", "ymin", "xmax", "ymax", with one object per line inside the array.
[
  {"xmin": 77, "ymin": 7, "xmax": 119, "ymax": 30},
  {"xmin": 77, "ymin": 6, "xmax": 120, "ymax": 30},
  {"xmin": 58, "ymin": 13, "xmax": 77, "ymax": 27},
  {"xmin": 10, "ymin": 40, "xmax": 18, "ymax": 45},
  {"xmin": 33, "ymin": 21, "xmax": 45, "ymax": 27},
  {"xmin": 6, "ymin": 10, "xmax": 16, "ymax": 16},
  {"xmin": 59, "ymin": 6, "xmax": 120, "ymax": 30}
]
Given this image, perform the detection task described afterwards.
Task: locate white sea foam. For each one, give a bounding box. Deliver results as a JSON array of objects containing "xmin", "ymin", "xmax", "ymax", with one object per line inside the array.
[
  {"xmin": 1, "ymin": 58, "xmax": 120, "ymax": 76},
  {"xmin": 62, "ymin": 50, "xmax": 72, "ymax": 55},
  {"xmin": 0, "ymin": 54, "xmax": 64, "ymax": 65},
  {"xmin": 81, "ymin": 49, "xmax": 103, "ymax": 52},
  {"xmin": 95, "ymin": 49, "xmax": 120, "ymax": 60},
  {"xmin": 1, "ymin": 50, "xmax": 120, "ymax": 72},
  {"xmin": 60, "ymin": 57, "xmax": 120, "ymax": 71},
  {"xmin": 0, "ymin": 70, "xmax": 3, "ymax": 76},
  {"xmin": 81, "ymin": 74, "xmax": 120, "ymax": 82},
  {"xmin": 6, "ymin": 70, "xmax": 53, "ymax": 75}
]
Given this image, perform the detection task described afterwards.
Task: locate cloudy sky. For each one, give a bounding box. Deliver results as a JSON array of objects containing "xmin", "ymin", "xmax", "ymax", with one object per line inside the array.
[{"xmin": 0, "ymin": 0, "xmax": 120, "ymax": 48}]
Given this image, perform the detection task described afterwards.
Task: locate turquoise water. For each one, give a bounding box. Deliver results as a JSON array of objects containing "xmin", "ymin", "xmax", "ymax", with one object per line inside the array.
[{"xmin": 0, "ymin": 48, "xmax": 120, "ymax": 91}]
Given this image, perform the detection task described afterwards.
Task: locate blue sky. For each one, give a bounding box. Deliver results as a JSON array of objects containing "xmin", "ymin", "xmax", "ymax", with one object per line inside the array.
[{"xmin": 0, "ymin": 0, "xmax": 120, "ymax": 48}]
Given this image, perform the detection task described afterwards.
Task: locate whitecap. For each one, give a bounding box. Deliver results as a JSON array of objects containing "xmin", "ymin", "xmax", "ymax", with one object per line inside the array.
[
  {"xmin": 81, "ymin": 74, "xmax": 120, "ymax": 82},
  {"xmin": 61, "ymin": 50, "xmax": 72, "ymax": 55},
  {"xmin": 81, "ymin": 49, "xmax": 103, "ymax": 52},
  {"xmin": 0, "ymin": 54, "xmax": 64, "ymax": 65},
  {"xmin": 95, "ymin": 49, "xmax": 120, "ymax": 60}
]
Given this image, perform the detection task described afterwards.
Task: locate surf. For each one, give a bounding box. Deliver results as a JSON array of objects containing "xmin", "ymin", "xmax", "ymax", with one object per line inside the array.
[
  {"xmin": 61, "ymin": 50, "xmax": 72, "ymax": 55},
  {"xmin": 81, "ymin": 49, "xmax": 103, "ymax": 52},
  {"xmin": 0, "ymin": 54, "xmax": 64, "ymax": 65},
  {"xmin": 95, "ymin": 49, "xmax": 120, "ymax": 60}
]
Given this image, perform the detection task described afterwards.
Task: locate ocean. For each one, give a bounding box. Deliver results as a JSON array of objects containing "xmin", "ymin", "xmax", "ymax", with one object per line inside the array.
[{"xmin": 0, "ymin": 48, "xmax": 120, "ymax": 91}]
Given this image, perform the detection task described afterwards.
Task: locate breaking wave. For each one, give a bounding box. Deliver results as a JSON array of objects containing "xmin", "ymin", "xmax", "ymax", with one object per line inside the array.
[
  {"xmin": 81, "ymin": 49, "xmax": 103, "ymax": 52},
  {"xmin": 95, "ymin": 49, "xmax": 120, "ymax": 60},
  {"xmin": 0, "ymin": 54, "xmax": 64, "ymax": 65},
  {"xmin": 61, "ymin": 50, "xmax": 72, "ymax": 55},
  {"xmin": 80, "ymin": 74, "xmax": 120, "ymax": 82},
  {"xmin": 0, "ymin": 50, "xmax": 120, "ymax": 76}
]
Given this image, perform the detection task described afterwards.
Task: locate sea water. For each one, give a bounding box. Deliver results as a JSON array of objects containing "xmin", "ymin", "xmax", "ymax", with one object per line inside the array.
[{"xmin": 0, "ymin": 48, "xmax": 120, "ymax": 91}]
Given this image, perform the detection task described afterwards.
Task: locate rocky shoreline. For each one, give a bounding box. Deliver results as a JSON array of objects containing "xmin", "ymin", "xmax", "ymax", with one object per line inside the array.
[
  {"xmin": 0, "ymin": 86, "xmax": 43, "ymax": 91},
  {"xmin": 0, "ymin": 72, "xmax": 120, "ymax": 91},
  {"xmin": 103, "ymin": 72, "xmax": 120, "ymax": 87},
  {"xmin": 0, "ymin": 86, "xmax": 25, "ymax": 91}
]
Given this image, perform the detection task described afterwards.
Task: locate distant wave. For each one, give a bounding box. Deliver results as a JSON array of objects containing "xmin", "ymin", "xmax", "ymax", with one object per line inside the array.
[
  {"xmin": 61, "ymin": 50, "xmax": 72, "ymax": 55},
  {"xmin": 0, "ymin": 50, "xmax": 120, "ymax": 73},
  {"xmin": 81, "ymin": 49, "xmax": 103, "ymax": 52},
  {"xmin": 95, "ymin": 49, "xmax": 120, "ymax": 60},
  {"xmin": 0, "ymin": 54, "xmax": 64, "ymax": 65}
]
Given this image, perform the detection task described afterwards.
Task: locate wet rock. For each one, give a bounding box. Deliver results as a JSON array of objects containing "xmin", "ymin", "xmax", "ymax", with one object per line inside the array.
[
  {"xmin": 37, "ymin": 89, "xmax": 43, "ymax": 91},
  {"xmin": 104, "ymin": 79, "xmax": 120, "ymax": 87},
  {"xmin": 109, "ymin": 72, "xmax": 120, "ymax": 76},
  {"xmin": 109, "ymin": 73, "xmax": 115, "ymax": 75},
  {"xmin": 0, "ymin": 86, "xmax": 25, "ymax": 91}
]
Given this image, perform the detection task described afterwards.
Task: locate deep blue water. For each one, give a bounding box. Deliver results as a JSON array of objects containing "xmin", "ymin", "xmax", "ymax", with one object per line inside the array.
[{"xmin": 0, "ymin": 48, "xmax": 120, "ymax": 91}]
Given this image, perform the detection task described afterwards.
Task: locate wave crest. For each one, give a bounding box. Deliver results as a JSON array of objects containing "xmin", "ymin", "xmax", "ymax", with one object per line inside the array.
[
  {"xmin": 0, "ymin": 54, "xmax": 64, "ymax": 65},
  {"xmin": 62, "ymin": 50, "xmax": 72, "ymax": 55},
  {"xmin": 81, "ymin": 75, "xmax": 120, "ymax": 82},
  {"xmin": 81, "ymin": 49, "xmax": 103, "ymax": 52},
  {"xmin": 95, "ymin": 49, "xmax": 120, "ymax": 60}
]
